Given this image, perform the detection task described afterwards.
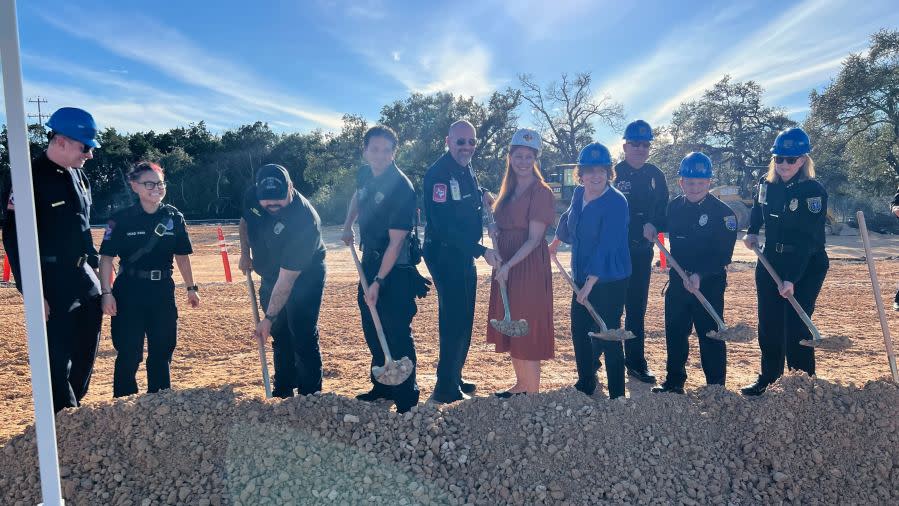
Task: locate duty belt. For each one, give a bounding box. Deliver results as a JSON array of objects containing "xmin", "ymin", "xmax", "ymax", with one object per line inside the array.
[
  {"xmin": 41, "ymin": 255, "xmax": 88, "ymax": 268},
  {"xmin": 122, "ymin": 268, "xmax": 173, "ymax": 281},
  {"xmin": 769, "ymin": 243, "xmax": 796, "ymax": 254}
]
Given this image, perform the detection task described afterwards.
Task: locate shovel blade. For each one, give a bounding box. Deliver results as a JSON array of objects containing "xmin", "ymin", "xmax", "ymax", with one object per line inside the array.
[
  {"xmin": 799, "ymin": 335, "xmax": 852, "ymax": 351},
  {"xmin": 706, "ymin": 323, "xmax": 756, "ymax": 343},
  {"xmin": 589, "ymin": 329, "xmax": 636, "ymax": 342},
  {"xmin": 490, "ymin": 318, "xmax": 529, "ymax": 337},
  {"xmin": 373, "ymin": 356, "xmax": 414, "ymax": 386}
]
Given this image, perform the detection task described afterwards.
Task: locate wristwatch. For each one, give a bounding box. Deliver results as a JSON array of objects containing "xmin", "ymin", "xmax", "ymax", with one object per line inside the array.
[
  {"xmin": 186, "ymin": 285, "xmax": 199, "ymax": 292},
  {"xmin": 372, "ymin": 276, "xmax": 383, "ymax": 287},
  {"xmin": 264, "ymin": 313, "xmax": 276, "ymax": 322}
]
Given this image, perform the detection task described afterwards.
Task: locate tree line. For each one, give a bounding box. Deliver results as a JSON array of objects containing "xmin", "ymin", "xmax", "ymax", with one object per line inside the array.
[{"xmin": 1, "ymin": 29, "xmax": 896, "ymax": 230}]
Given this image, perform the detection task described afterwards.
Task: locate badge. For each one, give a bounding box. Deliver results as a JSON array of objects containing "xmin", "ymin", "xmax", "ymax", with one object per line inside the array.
[
  {"xmin": 758, "ymin": 182, "xmax": 767, "ymax": 205},
  {"xmin": 698, "ymin": 214, "xmax": 708, "ymax": 226},
  {"xmin": 449, "ymin": 178, "xmax": 461, "ymax": 201},
  {"xmin": 651, "ymin": 178, "xmax": 656, "ymax": 190},
  {"xmin": 273, "ymin": 222, "xmax": 285, "ymax": 235},
  {"xmin": 103, "ymin": 220, "xmax": 116, "ymax": 240},
  {"xmin": 807, "ymin": 196, "xmax": 822, "ymax": 213},
  {"xmin": 5, "ymin": 192, "xmax": 13, "ymax": 211},
  {"xmin": 789, "ymin": 198, "xmax": 798, "ymax": 212},
  {"xmin": 251, "ymin": 207, "xmax": 261, "ymax": 216},
  {"xmin": 617, "ymin": 180, "xmax": 631, "ymax": 192},
  {"xmin": 724, "ymin": 215, "xmax": 737, "ymax": 231},
  {"xmin": 432, "ymin": 183, "xmax": 447, "ymax": 203},
  {"xmin": 374, "ymin": 192, "xmax": 384, "ymax": 205}
]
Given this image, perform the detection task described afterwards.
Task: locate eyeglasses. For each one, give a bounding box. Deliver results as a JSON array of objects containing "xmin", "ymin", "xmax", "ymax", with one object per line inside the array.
[
  {"xmin": 774, "ymin": 156, "xmax": 799, "ymax": 164},
  {"xmin": 454, "ymin": 138, "xmax": 478, "ymax": 147},
  {"xmin": 79, "ymin": 144, "xmax": 94, "ymax": 154},
  {"xmin": 139, "ymin": 181, "xmax": 168, "ymax": 190},
  {"xmin": 627, "ymin": 141, "xmax": 651, "ymax": 149}
]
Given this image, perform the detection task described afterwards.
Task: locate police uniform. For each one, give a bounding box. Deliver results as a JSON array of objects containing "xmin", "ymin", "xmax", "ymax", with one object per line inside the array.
[
  {"xmin": 356, "ymin": 162, "xmax": 426, "ymax": 412},
  {"xmin": 661, "ymin": 195, "xmax": 737, "ymax": 390},
  {"xmin": 747, "ymin": 175, "xmax": 828, "ymax": 386},
  {"xmin": 99, "ymin": 203, "xmax": 193, "ymax": 397},
  {"xmin": 243, "ymin": 187, "xmax": 326, "ymax": 397},
  {"xmin": 1, "ymin": 153, "xmax": 103, "ymax": 412},
  {"xmin": 893, "ymin": 187, "xmax": 899, "ymax": 309},
  {"xmin": 423, "ymin": 152, "xmax": 486, "ymax": 402},
  {"xmin": 614, "ymin": 160, "xmax": 669, "ymax": 376}
]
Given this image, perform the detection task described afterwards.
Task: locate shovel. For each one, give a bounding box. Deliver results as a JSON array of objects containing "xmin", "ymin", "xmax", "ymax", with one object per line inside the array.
[
  {"xmin": 551, "ymin": 254, "xmax": 635, "ymax": 342},
  {"xmin": 244, "ymin": 271, "xmax": 273, "ymax": 399},
  {"xmin": 349, "ymin": 244, "xmax": 414, "ymax": 386},
  {"xmin": 653, "ymin": 238, "xmax": 755, "ymax": 343},
  {"xmin": 856, "ymin": 211, "xmax": 898, "ymax": 382},
  {"xmin": 751, "ymin": 245, "xmax": 851, "ymax": 350},
  {"xmin": 484, "ymin": 207, "xmax": 529, "ymax": 337}
]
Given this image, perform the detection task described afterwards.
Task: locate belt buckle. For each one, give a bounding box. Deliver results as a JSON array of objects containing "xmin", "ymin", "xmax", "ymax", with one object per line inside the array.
[
  {"xmin": 75, "ymin": 256, "xmax": 86, "ymax": 268},
  {"xmin": 775, "ymin": 243, "xmax": 784, "ymax": 253},
  {"xmin": 150, "ymin": 270, "xmax": 162, "ymax": 281}
]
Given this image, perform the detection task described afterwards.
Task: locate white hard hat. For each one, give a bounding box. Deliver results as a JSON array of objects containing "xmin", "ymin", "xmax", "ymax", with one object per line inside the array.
[{"xmin": 510, "ymin": 128, "xmax": 542, "ymax": 156}]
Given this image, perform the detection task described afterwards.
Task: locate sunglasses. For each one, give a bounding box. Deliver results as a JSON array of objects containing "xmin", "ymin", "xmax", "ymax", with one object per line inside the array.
[
  {"xmin": 627, "ymin": 141, "xmax": 651, "ymax": 149},
  {"xmin": 774, "ymin": 156, "xmax": 800, "ymax": 164},
  {"xmin": 139, "ymin": 181, "xmax": 168, "ymax": 190},
  {"xmin": 454, "ymin": 138, "xmax": 478, "ymax": 147}
]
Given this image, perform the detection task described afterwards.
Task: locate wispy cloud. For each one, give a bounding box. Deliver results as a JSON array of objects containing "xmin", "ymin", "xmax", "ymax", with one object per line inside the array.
[{"xmin": 36, "ymin": 9, "xmax": 345, "ymax": 130}]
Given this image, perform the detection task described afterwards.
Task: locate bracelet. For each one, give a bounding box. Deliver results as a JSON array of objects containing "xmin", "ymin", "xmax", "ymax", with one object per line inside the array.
[
  {"xmin": 186, "ymin": 285, "xmax": 199, "ymax": 292},
  {"xmin": 101, "ymin": 291, "xmax": 112, "ymax": 295}
]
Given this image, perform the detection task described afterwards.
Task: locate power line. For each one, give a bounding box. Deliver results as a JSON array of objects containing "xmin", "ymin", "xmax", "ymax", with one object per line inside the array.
[{"xmin": 27, "ymin": 96, "xmax": 48, "ymax": 125}]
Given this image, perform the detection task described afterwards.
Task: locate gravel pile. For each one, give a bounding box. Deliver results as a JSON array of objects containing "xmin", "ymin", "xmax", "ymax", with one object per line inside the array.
[{"xmin": 2, "ymin": 373, "xmax": 898, "ymax": 505}]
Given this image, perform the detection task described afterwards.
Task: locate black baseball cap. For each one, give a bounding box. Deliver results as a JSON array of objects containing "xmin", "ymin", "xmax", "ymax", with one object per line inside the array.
[{"xmin": 256, "ymin": 164, "xmax": 291, "ymax": 200}]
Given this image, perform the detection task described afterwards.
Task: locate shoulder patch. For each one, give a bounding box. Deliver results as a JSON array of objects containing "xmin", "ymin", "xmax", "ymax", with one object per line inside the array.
[
  {"xmin": 724, "ymin": 215, "xmax": 737, "ymax": 231},
  {"xmin": 432, "ymin": 183, "xmax": 447, "ymax": 203},
  {"xmin": 807, "ymin": 196, "xmax": 822, "ymax": 213},
  {"xmin": 103, "ymin": 220, "xmax": 116, "ymax": 240},
  {"xmin": 165, "ymin": 218, "xmax": 174, "ymax": 231}
]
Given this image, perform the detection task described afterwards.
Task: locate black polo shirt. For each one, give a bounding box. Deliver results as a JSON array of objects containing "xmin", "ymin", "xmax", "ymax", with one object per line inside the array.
[
  {"xmin": 99, "ymin": 203, "xmax": 193, "ymax": 271},
  {"xmin": 356, "ymin": 163, "xmax": 416, "ymax": 256}
]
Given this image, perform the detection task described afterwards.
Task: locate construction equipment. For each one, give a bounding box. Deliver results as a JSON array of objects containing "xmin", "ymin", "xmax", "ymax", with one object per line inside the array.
[
  {"xmin": 484, "ymin": 207, "xmax": 529, "ymax": 337},
  {"xmin": 653, "ymin": 238, "xmax": 755, "ymax": 343},
  {"xmin": 551, "ymin": 254, "xmax": 634, "ymax": 342},
  {"xmin": 751, "ymin": 245, "xmax": 852, "ymax": 350},
  {"xmin": 349, "ymin": 244, "xmax": 414, "ymax": 386},
  {"xmin": 857, "ymin": 211, "xmax": 898, "ymax": 383},
  {"xmin": 244, "ymin": 272, "xmax": 273, "ymax": 399}
]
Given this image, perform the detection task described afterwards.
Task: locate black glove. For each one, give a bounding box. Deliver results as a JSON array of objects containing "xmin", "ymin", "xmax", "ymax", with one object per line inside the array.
[{"xmin": 411, "ymin": 269, "xmax": 432, "ymax": 299}]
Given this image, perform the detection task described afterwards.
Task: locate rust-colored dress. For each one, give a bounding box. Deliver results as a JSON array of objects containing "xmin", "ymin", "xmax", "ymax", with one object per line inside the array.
[{"xmin": 486, "ymin": 182, "xmax": 555, "ymax": 360}]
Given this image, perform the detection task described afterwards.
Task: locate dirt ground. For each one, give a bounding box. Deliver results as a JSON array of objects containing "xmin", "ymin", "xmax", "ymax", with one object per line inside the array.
[{"xmin": 1, "ymin": 224, "xmax": 898, "ymax": 445}]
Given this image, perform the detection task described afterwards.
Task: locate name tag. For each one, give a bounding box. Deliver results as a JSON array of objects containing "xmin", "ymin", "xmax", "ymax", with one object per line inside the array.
[{"xmin": 51, "ymin": 201, "xmax": 66, "ymax": 207}]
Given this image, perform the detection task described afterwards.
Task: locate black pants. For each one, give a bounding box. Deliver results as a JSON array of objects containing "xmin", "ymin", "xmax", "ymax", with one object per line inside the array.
[
  {"xmin": 110, "ymin": 277, "xmax": 178, "ymax": 397},
  {"xmin": 260, "ymin": 263, "xmax": 325, "ymax": 397},
  {"xmin": 755, "ymin": 250, "xmax": 829, "ymax": 384},
  {"xmin": 357, "ymin": 257, "xmax": 420, "ymax": 411},
  {"xmin": 570, "ymin": 278, "xmax": 628, "ymax": 399},
  {"xmin": 663, "ymin": 273, "xmax": 727, "ymax": 388},
  {"xmin": 624, "ymin": 245, "xmax": 653, "ymax": 372},
  {"xmin": 46, "ymin": 295, "xmax": 102, "ymax": 413},
  {"xmin": 424, "ymin": 247, "xmax": 476, "ymax": 402}
]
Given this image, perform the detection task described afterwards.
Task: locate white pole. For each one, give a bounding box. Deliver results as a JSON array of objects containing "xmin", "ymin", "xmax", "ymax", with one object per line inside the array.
[
  {"xmin": 857, "ymin": 211, "xmax": 899, "ymax": 383},
  {"xmin": 0, "ymin": 1, "xmax": 66, "ymax": 505}
]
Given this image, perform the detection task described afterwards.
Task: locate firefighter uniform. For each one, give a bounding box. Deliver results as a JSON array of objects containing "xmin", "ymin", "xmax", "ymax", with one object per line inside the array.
[
  {"xmin": 2, "ymin": 153, "xmax": 103, "ymax": 412},
  {"xmin": 746, "ymin": 175, "xmax": 828, "ymax": 389},
  {"xmin": 99, "ymin": 203, "xmax": 193, "ymax": 397},
  {"xmin": 614, "ymin": 160, "xmax": 668, "ymax": 378},
  {"xmin": 243, "ymin": 185, "xmax": 326, "ymax": 398},
  {"xmin": 423, "ymin": 152, "xmax": 486, "ymax": 403},
  {"xmin": 355, "ymin": 162, "xmax": 428, "ymax": 412},
  {"xmin": 660, "ymin": 194, "xmax": 737, "ymax": 390}
]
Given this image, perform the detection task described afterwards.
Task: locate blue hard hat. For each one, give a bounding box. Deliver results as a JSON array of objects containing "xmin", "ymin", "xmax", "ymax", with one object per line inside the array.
[
  {"xmin": 623, "ymin": 120, "xmax": 653, "ymax": 141},
  {"xmin": 771, "ymin": 127, "xmax": 811, "ymax": 156},
  {"xmin": 46, "ymin": 107, "xmax": 101, "ymax": 148},
  {"xmin": 679, "ymin": 152, "xmax": 713, "ymax": 179},
  {"xmin": 577, "ymin": 142, "xmax": 612, "ymax": 166}
]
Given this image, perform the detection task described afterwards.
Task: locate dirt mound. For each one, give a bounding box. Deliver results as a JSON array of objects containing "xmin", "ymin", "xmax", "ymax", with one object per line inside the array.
[{"xmin": 1, "ymin": 373, "xmax": 897, "ymax": 505}]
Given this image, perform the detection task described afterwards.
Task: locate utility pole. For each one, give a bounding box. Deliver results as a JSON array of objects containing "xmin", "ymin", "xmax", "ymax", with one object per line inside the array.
[{"xmin": 27, "ymin": 95, "xmax": 48, "ymax": 124}]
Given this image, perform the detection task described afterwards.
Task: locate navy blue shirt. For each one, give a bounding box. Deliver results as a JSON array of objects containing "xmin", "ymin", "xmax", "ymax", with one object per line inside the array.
[
  {"xmin": 422, "ymin": 152, "xmax": 486, "ymax": 259},
  {"xmin": 557, "ymin": 185, "xmax": 632, "ymax": 284}
]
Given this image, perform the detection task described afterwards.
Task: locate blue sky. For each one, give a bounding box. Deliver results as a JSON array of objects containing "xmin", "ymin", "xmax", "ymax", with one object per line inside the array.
[{"xmin": 2, "ymin": 0, "xmax": 897, "ymax": 149}]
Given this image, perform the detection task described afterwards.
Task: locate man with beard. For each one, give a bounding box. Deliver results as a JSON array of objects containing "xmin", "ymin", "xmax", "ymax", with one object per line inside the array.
[{"xmin": 238, "ymin": 164, "xmax": 326, "ymax": 397}]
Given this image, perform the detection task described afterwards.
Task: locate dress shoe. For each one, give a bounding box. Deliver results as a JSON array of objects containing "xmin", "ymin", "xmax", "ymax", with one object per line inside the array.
[
  {"xmin": 893, "ymin": 300, "xmax": 899, "ymax": 311},
  {"xmin": 740, "ymin": 379, "xmax": 769, "ymax": 396},
  {"xmin": 494, "ymin": 391, "xmax": 526, "ymax": 399},
  {"xmin": 355, "ymin": 389, "xmax": 392, "ymax": 402},
  {"xmin": 426, "ymin": 392, "xmax": 471, "ymax": 405},
  {"xmin": 460, "ymin": 380, "xmax": 477, "ymax": 394},
  {"xmin": 626, "ymin": 367, "xmax": 657, "ymax": 384},
  {"xmin": 651, "ymin": 384, "xmax": 685, "ymax": 394}
]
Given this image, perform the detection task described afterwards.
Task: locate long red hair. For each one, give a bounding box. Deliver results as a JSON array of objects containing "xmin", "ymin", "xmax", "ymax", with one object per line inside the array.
[{"xmin": 493, "ymin": 146, "xmax": 550, "ymax": 211}]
